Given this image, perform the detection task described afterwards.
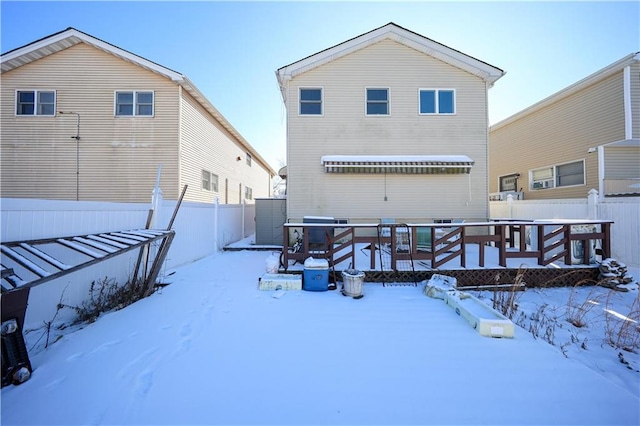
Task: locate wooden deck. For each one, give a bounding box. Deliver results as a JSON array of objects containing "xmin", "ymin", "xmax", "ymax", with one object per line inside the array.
[{"xmin": 281, "ymin": 220, "xmax": 613, "ymax": 288}]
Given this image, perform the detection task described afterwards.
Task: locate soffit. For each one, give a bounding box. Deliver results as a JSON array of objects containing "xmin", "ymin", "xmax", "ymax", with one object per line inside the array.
[{"xmin": 276, "ymin": 22, "xmax": 505, "ymax": 101}]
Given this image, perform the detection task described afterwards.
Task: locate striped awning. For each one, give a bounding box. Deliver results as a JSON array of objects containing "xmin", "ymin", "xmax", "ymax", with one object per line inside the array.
[{"xmin": 321, "ymin": 155, "xmax": 475, "ymax": 174}]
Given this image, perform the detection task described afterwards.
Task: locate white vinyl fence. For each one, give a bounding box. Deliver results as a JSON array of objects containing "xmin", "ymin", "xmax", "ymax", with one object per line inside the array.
[
  {"xmin": 1, "ymin": 197, "xmax": 256, "ymax": 331},
  {"xmin": 490, "ymin": 190, "xmax": 639, "ymax": 269}
]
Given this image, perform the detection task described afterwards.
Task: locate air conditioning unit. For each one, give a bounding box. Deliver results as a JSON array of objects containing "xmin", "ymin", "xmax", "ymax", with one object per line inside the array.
[
  {"xmin": 489, "ymin": 191, "xmax": 524, "ymax": 201},
  {"xmin": 532, "ymin": 179, "xmax": 554, "ymax": 190}
]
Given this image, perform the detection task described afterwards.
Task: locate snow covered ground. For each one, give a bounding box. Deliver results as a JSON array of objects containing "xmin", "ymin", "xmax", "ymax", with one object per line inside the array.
[{"xmin": 2, "ymin": 246, "xmax": 639, "ymax": 425}]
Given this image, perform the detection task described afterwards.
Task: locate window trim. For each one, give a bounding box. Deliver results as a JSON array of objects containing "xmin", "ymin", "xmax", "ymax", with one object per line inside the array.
[
  {"xmin": 529, "ymin": 160, "xmax": 585, "ymax": 191},
  {"xmin": 418, "ymin": 88, "xmax": 456, "ymax": 115},
  {"xmin": 114, "ymin": 90, "xmax": 155, "ymax": 117},
  {"xmin": 15, "ymin": 89, "xmax": 56, "ymax": 116},
  {"xmin": 299, "ymin": 87, "xmax": 323, "ymax": 116},
  {"xmin": 365, "ymin": 87, "xmax": 390, "ymax": 116}
]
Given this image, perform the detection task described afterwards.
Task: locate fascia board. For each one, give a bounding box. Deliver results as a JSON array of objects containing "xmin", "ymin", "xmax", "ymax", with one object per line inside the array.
[
  {"xmin": 2, "ymin": 28, "xmax": 185, "ymax": 82},
  {"xmin": 276, "ymin": 24, "xmax": 504, "ymax": 90},
  {"xmin": 491, "ymin": 52, "xmax": 640, "ymax": 132}
]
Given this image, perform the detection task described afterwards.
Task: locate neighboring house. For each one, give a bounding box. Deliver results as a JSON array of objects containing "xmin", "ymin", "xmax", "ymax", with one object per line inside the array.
[
  {"xmin": 489, "ymin": 52, "xmax": 640, "ymax": 200},
  {"xmin": 276, "ymin": 22, "xmax": 504, "ymax": 224},
  {"xmin": 1, "ymin": 28, "xmax": 275, "ymax": 204}
]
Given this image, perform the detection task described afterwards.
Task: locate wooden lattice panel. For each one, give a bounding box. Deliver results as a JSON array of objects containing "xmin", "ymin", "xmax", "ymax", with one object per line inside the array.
[{"xmin": 349, "ymin": 267, "xmax": 600, "ymax": 288}]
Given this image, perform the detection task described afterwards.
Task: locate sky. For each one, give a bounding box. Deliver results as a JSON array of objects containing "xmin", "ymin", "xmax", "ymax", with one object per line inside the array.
[
  {"xmin": 1, "ymin": 1, "xmax": 639, "ymax": 171},
  {"xmin": 1, "ymin": 247, "xmax": 638, "ymax": 425}
]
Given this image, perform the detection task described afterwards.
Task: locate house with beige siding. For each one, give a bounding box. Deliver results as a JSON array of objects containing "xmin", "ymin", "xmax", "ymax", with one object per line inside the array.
[
  {"xmin": 489, "ymin": 52, "xmax": 640, "ymax": 201},
  {"xmin": 1, "ymin": 28, "xmax": 275, "ymax": 204},
  {"xmin": 276, "ymin": 23, "xmax": 504, "ymax": 224}
]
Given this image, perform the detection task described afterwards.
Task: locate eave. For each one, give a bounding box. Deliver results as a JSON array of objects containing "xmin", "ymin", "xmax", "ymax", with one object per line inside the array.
[
  {"xmin": 276, "ymin": 22, "xmax": 505, "ymax": 103},
  {"xmin": 1, "ymin": 27, "xmax": 276, "ymax": 177}
]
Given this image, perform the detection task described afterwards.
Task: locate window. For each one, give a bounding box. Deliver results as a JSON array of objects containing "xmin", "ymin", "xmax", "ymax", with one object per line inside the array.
[
  {"xmin": 211, "ymin": 173, "xmax": 219, "ymax": 192},
  {"xmin": 299, "ymin": 88, "xmax": 322, "ymax": 115},
  {"xmin": 245, "ymin": 186, "xmax": 253, "ymax": 200},
  {"xmin": 202, "ymin": 170, "xmax": 219, "ymax": 192},
  {"xmin": 499, "ymin": 175, "xmax": 518, "ymax": 192},
  {"xmin": 433, "ymin": 219, "xmax": 453, "ymax": 224},
  {"xmin": 16, "ymin": 90, "xmax": 55, "ymax": 116},
  {"xmin": 419, "ymin": 89, "xmax": 455, "ymax": 114},
  {"xmin": 366, "ymin": 88, "xmax": 389, "ymax": 115},
  {"xmin": 246, "ymin": 153, "xmax": 252, "ymax": 166},
  {"xmin": 202, "ymin": 170, "xmax": 211, "ymax": 191},
  {"xmin": 115, "ymin": 91, "xmax": 154, "ymax": 116},
  {"xmin": 530, "ymin": 161, "xmax": 584, "ymax": 190},
  {"xmin": 556, "ymin": 161, "xmax": 584, "ymax": 187}
]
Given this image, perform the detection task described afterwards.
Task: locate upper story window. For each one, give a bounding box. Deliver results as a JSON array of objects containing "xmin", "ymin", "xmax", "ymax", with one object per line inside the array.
[
  {"xmin": 115, "ymin": 91, "xmax": 154, "ymax": 116},
  {"xmin": 419, "ymin": 89, "xmax": 455, "ymax": 114},
  {"xmin": 530, "ymin": 160, "xmax": 584, "ymax": 190},
  {"xmin": 16, "ymin": 90, "xmax": 55, "ymax": 116},
  {"xmin": 366, "ymin": 88, "xmax": 389, "ymax": 115},
  {"xmin": 299, "ymin": 88, "xmax": 322, "ymax": 115},
  {"xmin": 202, "ymin": 170, "xmax": 219, "ymax": 192},
  {"xmin": 246, "ymin": 153, "xmax": 252, "ymax": 166}
]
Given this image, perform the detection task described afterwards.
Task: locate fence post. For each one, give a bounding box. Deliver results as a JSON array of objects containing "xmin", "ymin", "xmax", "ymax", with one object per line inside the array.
[
  {"xmin": 150, "ymin": 187, "xmax": 163, "ymax": 229},
  {"xmin": 506, "ymin": 193, "xmax": 514, "ymax": 218},
  {"xmin": 587, "ymin": 189, "xmax": 598, "ymax": 220},
  {"xmin": 214, "ymin": 196, "xmax": 219, "ymax": 251},
  {"xmin": 242, "ymin": 198, "xmax": 246, "ymax": 238}
]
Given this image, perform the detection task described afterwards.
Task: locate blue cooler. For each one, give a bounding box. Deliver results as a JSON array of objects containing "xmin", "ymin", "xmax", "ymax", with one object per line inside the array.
[{"xmin": 303, "ymin": 257, "xmax": 329, "ymax": 291}]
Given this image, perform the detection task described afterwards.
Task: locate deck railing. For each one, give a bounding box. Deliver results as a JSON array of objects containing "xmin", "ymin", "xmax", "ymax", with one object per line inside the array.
[{"xmin": 281, "ymin": 220, "xmax": 613, "ymax": 271}]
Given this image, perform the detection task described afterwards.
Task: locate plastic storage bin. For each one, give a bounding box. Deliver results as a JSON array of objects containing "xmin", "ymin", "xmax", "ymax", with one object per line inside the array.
[
  {"xmin": 303, "ymin": 257, "xmax": 329, "ymax": 291},
  {"xmin": 341, "ymin": 269, "xmax": 365, "ymax": 298}
]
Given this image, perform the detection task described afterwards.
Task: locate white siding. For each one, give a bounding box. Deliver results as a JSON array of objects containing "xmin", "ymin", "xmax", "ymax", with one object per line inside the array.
[
  {"xmin": 0, "ymin": 43, "xmax": 180, "ymax": 202},
  {"xmin": 179, "ymin": 92, "xmax": 272, "ymax": 204},
  {"xmin": 286, "ymin": 39, "xmax": 489, "ymax": 222}
]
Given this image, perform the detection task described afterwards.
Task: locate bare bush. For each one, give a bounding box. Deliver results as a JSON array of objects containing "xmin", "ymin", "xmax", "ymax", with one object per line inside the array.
[
  {"xmin": 61, "ymin": 276, "xmax": 145, "ymax": 324},
  {"xmin": 566, "ymin": 282, "xmax": 602, "ymax": 328},
  {"xmin": 492, "ymin": 265, "xmax": 526, "ymax": 320},
  {"xmin": 604, "ymin": 290, "xmax": 640, "ymax": 353}
]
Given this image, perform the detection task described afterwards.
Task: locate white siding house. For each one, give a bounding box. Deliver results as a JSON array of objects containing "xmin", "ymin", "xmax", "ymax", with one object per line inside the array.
[
  {"xmin": 276, "ymin": 23, "xmax": 504, "ymax": 223},
  {"xmin": 1, "ymin": 28, "xmax": 275, "ymax": 204}
]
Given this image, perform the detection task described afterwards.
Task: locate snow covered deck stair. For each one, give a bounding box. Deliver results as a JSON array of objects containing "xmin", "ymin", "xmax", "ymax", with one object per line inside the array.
[{"xmin": 425, "ymin": 274, "xmax": 514, "ymax": 338}]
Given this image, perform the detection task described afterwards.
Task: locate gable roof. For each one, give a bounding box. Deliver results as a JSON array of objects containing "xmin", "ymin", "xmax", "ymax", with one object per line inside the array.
[
  {"xmin": 490, "ymin": 52, "xmax": 640, "ymax": 131},
  {"xmin": 276, "ymin": 22, "xmax": 505, "ymax": 101},
  {"xmin": 1, "ymin": 27, "xmax": 276, "ymax": 176}
]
